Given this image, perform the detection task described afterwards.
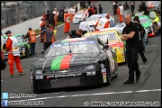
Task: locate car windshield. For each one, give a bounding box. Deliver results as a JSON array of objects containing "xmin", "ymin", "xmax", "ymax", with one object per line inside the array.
[
  {"xmin": 149, "ymin": 11, "xmax": 156, "ymax": 18},
  {"xmin": 45, "ymin": 40, "xmax": 100, "ymax": 58},
  {"xmin": 15, "ymin": 36, "xmax": 24, "ymax": 43},
  {"xmin": 77, "ymin": 11, "xmax": 83, "ymax": 14},
  {"xmin": 139, "ymin": 18, "xmax": 150, "ymax": 24},
  {"xmin": 85, "ymin": 32, "xmax": 118, "ymax": 43},
  {"xmin": 97, "ymin": 32, "xmax": 118, "ymax": 43},
  {"xmin": 87, "ymin": 17, "xmax": 99, "ymax": 21},
  {"xmin": 136, "ymin": 12, "xmax": 143, "ymax": 16}
]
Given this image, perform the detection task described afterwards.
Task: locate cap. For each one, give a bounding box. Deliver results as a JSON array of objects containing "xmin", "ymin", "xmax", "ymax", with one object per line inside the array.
[{"xmin": 5, "ymin": 30, "xmax": 11, "ymax": 34}]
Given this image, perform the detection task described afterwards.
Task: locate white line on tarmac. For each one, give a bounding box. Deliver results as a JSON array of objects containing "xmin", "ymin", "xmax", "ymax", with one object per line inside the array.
[
  {"xmin": 146, "ymin": 45, "xmax": 158, "ymax": 47},
  {"xmin": 12, "ymin": 89, "xmax": 161, "ymax": 102},
  {"xmin": 119, "ymin": 65, "xmax": 161, "ymax": 69}
]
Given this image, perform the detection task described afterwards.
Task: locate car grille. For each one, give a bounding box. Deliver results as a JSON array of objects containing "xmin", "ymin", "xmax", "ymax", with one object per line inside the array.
[{"xmin": 45, "ymin": 67, "xmax": 85, "ymax": 74}]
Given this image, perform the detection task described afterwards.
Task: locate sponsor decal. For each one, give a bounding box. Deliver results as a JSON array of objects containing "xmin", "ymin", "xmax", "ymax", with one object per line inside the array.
[
  {"xmin": 50, "ymin": 54, "xmax": 74, "ymax": 71},
  {"xmin": 101, "ymin": 68, "xmax": 107, "ymax": 83}
]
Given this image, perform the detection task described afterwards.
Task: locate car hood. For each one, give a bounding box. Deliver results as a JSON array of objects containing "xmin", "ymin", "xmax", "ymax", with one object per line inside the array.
[
  {"xmin": 33, "ymin": 53, "xmax": 105, "ymax": 71},
  {"xmin": 87, "ymin": 21, "xmax": 97, "ymax": 26},
  {"xmin": 74, "ymin": 14, "xmax": 82, "ymax": 18},
  {"xmin": 141, "ymin": 22, "xmax": 152, "ymax": 28}
]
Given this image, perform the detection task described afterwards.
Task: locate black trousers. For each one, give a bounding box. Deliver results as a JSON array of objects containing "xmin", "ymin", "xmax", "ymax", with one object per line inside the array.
[
  {"xmin": 44, "ymin": 42, "xmax": 52, "ymax": 52},
  {"xmin": 126, "ymin": 46, "xmax": 141, "ymax": 81},
  {"xmin": 30, "ymin": 43, "xmax": 35, "ymax": 55},
  {"xmin": 139, "ymin": 40, "xmax": 147, "ymax": 63}
]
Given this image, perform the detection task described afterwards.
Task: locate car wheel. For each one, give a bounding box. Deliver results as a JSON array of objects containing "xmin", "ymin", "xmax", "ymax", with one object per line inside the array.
[{"xmin": 105, "ymin": 61, "xmax": 111, "ymax": 85}]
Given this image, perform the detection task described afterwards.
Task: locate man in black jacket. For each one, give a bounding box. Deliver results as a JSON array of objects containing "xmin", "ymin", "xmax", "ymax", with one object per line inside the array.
[
  {"xmin": 121, "ymin": 14, "xmax": 141, "ymax": 84},
  {"xmin": 133, "ymin": 16, "xmax": 147, "ymax": 63}
]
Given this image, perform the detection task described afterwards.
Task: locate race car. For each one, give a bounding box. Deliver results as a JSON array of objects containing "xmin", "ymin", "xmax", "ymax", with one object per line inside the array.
[
  {"xmin": 2, "ymin": 34, "xmax": 31, "ymax": 59},
  {"xmin": 86, "ymin": 13, "xmax": 115, "ymax": 31},
  {"xmin": 72, "ymin": 9, "xmax": 88, "ymax": 24},
  {"xmin": 30, "ymin": 37, "xmax": 118, "ymax": 92},
  {"xmin": 135, "ymin": 10, "xmax": 160, "ymax": 23},
  {"xmin": 146, "ymin": 1, "xmax": 161, "ymax": 10},
  {"xmin": 107, "ymin": 22, "xmax": 148, "ymax": 43},
  {"xmin": 132, "ymin": 15, "xmax": 155, "ymax": 37},
  {"xmin": 83, "ymin": 30, "xmax": 126, "ymax": 64}
]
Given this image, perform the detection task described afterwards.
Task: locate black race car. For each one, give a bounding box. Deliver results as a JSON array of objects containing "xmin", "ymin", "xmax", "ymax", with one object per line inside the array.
[{"xmin": 30, "ymin": 37, "xmax": 118, "ymax": 92}]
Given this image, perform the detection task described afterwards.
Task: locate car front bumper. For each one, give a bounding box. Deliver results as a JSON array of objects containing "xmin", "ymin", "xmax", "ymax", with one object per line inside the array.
[{"xmin": 31, "ymin": 72, "xmax": 104, "ymax": 91}]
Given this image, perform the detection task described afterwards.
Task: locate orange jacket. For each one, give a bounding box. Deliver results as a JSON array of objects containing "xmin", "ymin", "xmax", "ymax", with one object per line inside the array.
[
  {"xmin": 64, "ymin": 13, "xmax": 71, "ymax": 22},
  {"xmin": 6, "ymin": 37, "xmax": 13, "ymax": 53},
  {"xmin": 28, "ymin": 30, "xmax": 36, "ymax": 43}
]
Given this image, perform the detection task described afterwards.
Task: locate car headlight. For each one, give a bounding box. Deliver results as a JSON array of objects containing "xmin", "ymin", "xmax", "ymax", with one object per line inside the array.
[
  {"xmin": 86, "ymin": 71, "xmax": 96, "ymax": 76},
  {"xmin": 36, "ymin": 70, "xmax": 43, "ymax": 79}
]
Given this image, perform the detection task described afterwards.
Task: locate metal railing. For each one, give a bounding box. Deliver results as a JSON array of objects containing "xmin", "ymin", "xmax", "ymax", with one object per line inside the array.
[{"xmin": 1, "ymin": 1, "xmax": 79, "ymax": 28}]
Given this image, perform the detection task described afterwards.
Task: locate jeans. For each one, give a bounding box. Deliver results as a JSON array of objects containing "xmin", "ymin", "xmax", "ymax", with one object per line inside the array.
[{"xmin": 124, "ymin": 10, "xmax": 128, "ymax": 17}]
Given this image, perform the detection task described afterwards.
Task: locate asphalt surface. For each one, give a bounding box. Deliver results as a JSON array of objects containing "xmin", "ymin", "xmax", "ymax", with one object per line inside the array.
[{"xmin": 1, "ymin": 1, "xmax": 161, "ymax": 107}]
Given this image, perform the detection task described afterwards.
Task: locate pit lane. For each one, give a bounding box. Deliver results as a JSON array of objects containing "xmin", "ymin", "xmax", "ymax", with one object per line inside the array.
[{"xmin": 1, "ymin": 1, "xmax": 161, "ymax": 107}]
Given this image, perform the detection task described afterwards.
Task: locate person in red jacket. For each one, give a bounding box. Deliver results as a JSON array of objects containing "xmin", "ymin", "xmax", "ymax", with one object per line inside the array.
[{"xmin": 4, "ymin": 30, "xmax": 25, "ymax": 77}]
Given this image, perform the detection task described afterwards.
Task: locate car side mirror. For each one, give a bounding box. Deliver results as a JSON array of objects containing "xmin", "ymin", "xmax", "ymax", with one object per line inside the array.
[
  {"xmin": 105, "ymin": 38, "xmax": 109, "ymax": 44},
  {"xmin": 102, "ymin": 45, "xmax": 109, "ymax": 51}
]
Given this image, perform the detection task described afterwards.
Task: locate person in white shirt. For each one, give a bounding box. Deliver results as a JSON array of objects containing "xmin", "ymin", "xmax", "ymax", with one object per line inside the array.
[
  {"xmin": 79, "ymin": 18, "xmax": 91, "ymax": 35},
  {"xmin": 70, "ymin": 6, "xmax": 76, "ymax": 14}
]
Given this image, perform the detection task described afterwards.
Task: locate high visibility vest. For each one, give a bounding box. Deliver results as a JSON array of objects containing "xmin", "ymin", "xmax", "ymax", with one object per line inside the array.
[
  {"xmin": 119, "ymin": 6, "xmax": 124, "ymax": 15},
  {"xmin": 96, "ymin": 17, "xmax": 110, "ymax": 30},
  {"xmin": 28, "ymin": 30, "xmax": 36, "ymax": 43},
  {"xmin": 8, "ymin": 37, "xmax": 20, "ymax": 56},
  {"xmin": 64, "ymin": 13, "xmax": 70, "ymax": 22}
]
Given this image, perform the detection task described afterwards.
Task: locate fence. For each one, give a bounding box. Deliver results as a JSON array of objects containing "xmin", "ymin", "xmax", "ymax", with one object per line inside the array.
[{"xmin": 1, "ymin": 1, "xmax": 79, "ymax": 28}]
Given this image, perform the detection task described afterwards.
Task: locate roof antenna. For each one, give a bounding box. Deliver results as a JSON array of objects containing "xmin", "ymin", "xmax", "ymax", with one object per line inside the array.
[{"xmin": 69, "ymin": 41, "xmax": 72, "ymax": 54}]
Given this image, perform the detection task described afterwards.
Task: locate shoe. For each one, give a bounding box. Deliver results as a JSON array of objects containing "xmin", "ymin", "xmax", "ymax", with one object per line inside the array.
[
  {"xmin": 123, "ymin": 80, "xmax": 134, "ymax": 84},
  {"xmin": 10, "ymin": 74, "xmax": 14, "ymax": 77},
  {"xmin": 19, "ymin": 72, "xmax": 25, "ymax": 76},
  {"xmin": 136, "ymin": 76, "xmax": 140, "ymax": 83}
]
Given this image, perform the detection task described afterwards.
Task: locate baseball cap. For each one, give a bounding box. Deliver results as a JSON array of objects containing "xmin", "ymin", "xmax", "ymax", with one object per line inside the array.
[{"xmin": 5, "ymin": 30, "xmax": 11, "ymax": 34}]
